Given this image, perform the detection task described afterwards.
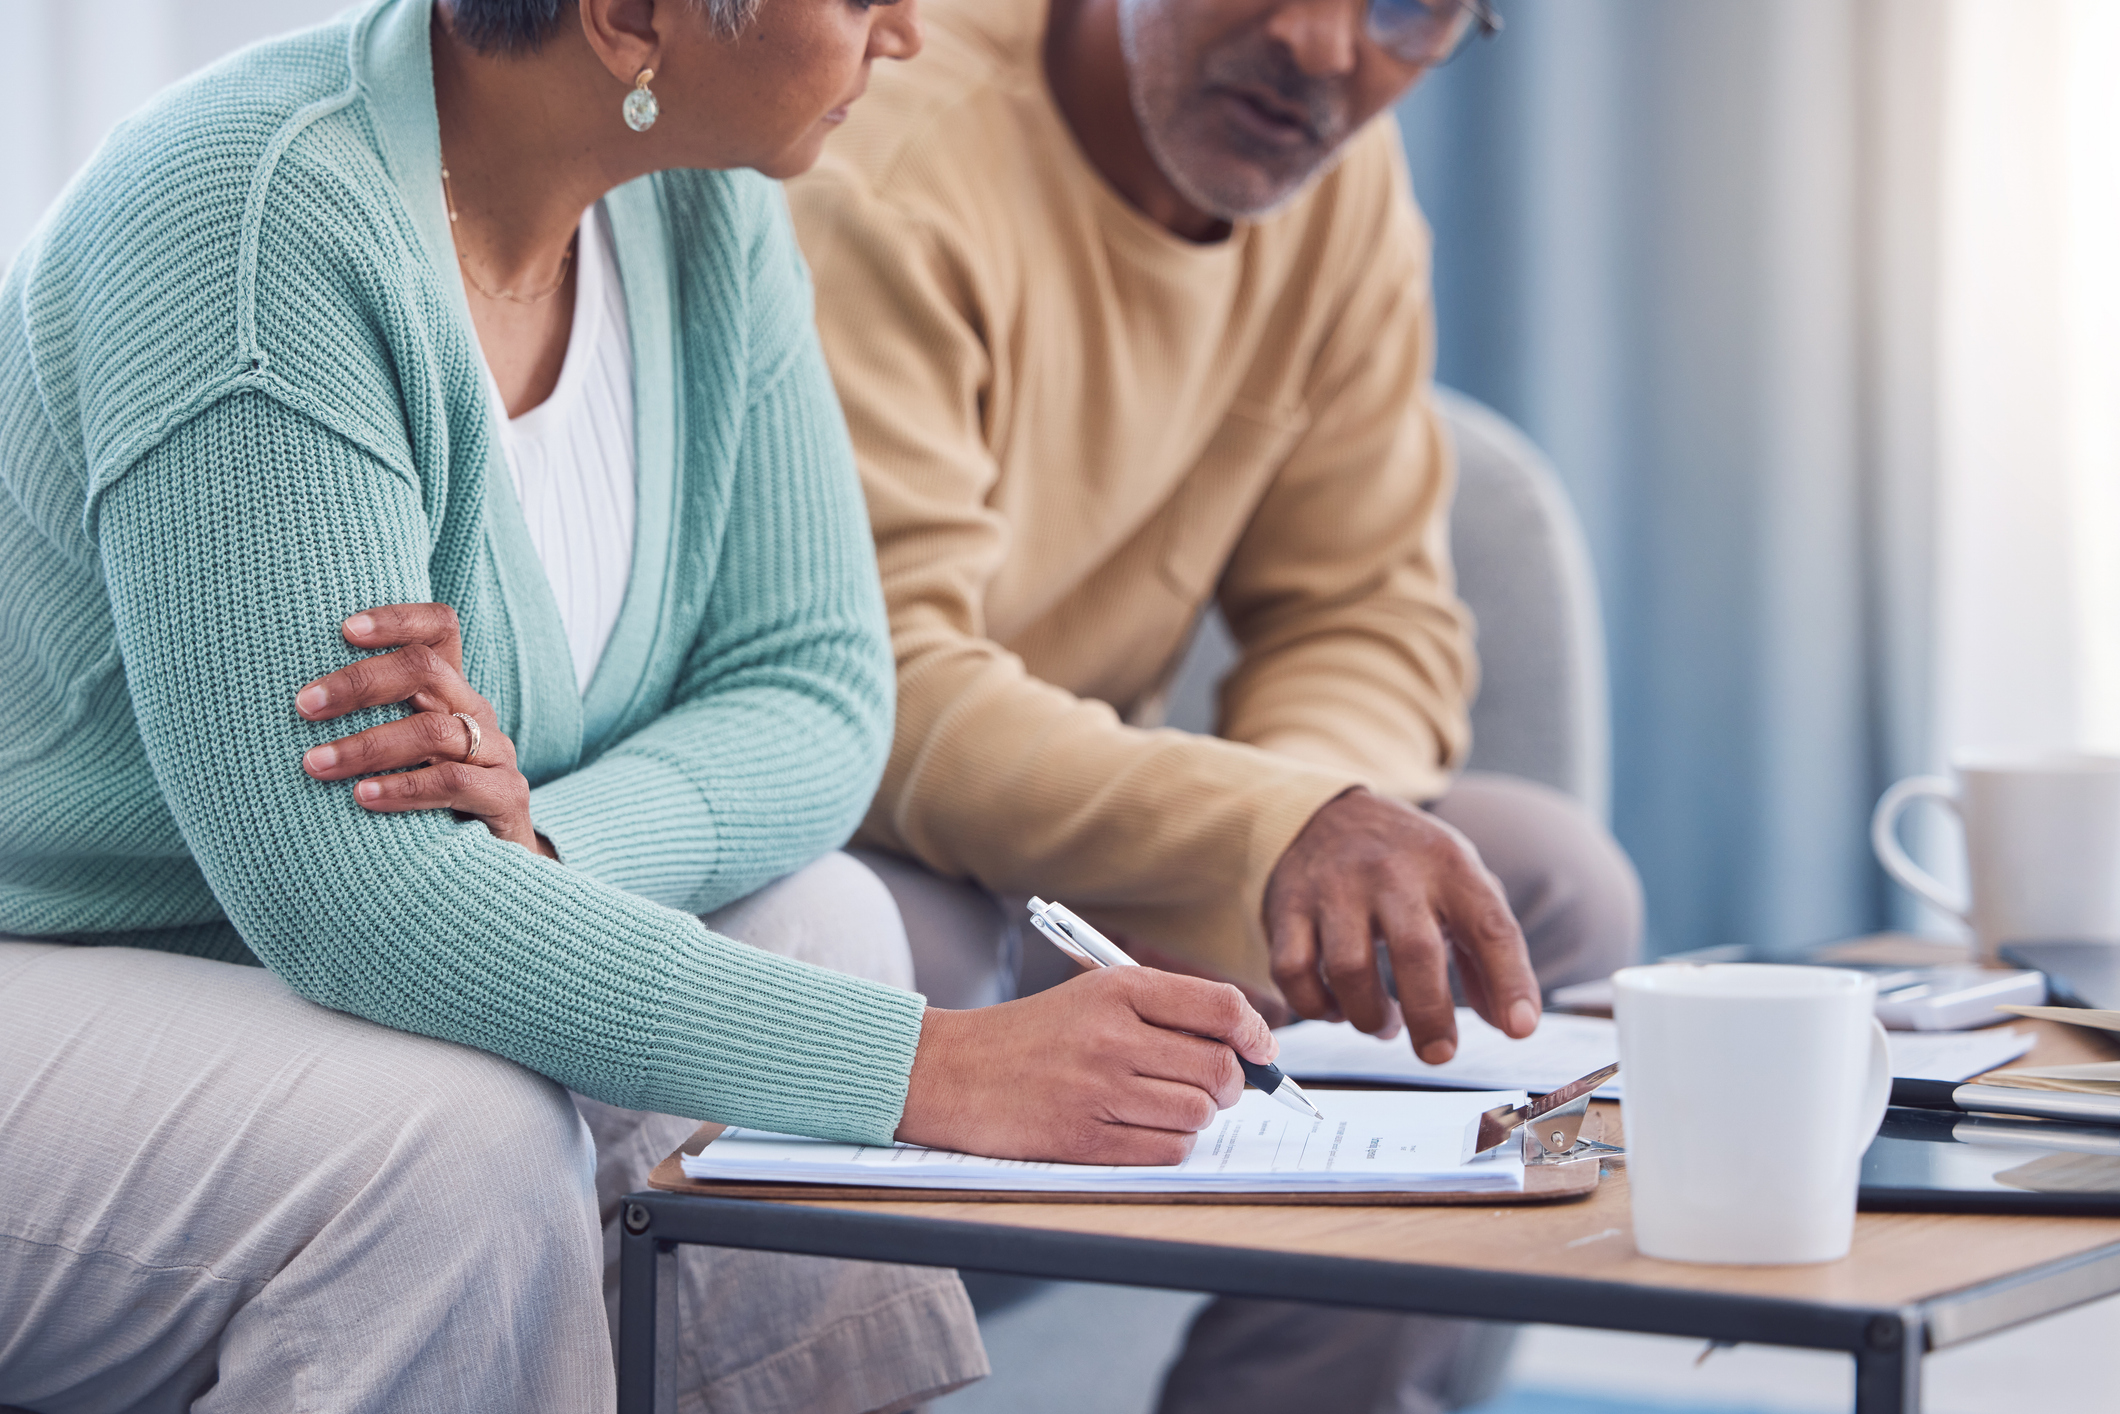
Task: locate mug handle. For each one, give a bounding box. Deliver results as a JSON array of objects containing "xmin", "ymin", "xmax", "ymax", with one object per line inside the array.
[
  {"xmin": 1870, "ymin": 775, "xmax": 1971, "ymax": 924},
  {"xmin": 1854, "ymin": 1017, "xmax": 1892, "ymax": 1154}
]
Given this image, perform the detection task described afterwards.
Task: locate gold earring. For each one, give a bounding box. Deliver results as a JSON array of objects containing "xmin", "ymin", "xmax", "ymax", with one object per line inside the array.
[{"xmin": 623, "ymin": 67, "xmax": 659, "ymax": 132}]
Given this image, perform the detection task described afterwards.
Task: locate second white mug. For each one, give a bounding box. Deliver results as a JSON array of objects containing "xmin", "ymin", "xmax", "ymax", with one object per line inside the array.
[{"xmin": 1872, "ymin": 752, "xmax": 2120, "ymax": 960}]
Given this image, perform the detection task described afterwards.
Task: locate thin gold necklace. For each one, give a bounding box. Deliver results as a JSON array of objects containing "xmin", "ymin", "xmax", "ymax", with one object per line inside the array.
[{"xmin": 440, "ymin": 161, "xmax": 575, "ymax": 305}]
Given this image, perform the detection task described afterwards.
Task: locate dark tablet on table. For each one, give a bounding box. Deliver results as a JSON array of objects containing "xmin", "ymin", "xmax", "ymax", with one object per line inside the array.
[{"xmin": 1861, "ymin": 1106, "xmax": 2120, "ymax": 1216}]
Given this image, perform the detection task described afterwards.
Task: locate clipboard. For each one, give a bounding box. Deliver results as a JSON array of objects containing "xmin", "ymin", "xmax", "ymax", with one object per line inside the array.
[{"xmin": 646, "ymin": 1109, "xmax": 1610, "ymax": 1207}]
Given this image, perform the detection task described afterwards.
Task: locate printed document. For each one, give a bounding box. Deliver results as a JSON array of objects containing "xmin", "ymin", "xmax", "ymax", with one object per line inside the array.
[
  {"xmin": 1274, "ymin": 1009, "xmax": 2035, "ymax": 1097},
  {"xmin": 680, "ymin": 1089, "xmax": 1525, "ymax": 1195}
]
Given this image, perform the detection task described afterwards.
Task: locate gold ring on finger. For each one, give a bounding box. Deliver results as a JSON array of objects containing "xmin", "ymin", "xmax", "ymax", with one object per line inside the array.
[{"xmin": 452, "ymin": 711, "xmax": 483, "ymax": 762}]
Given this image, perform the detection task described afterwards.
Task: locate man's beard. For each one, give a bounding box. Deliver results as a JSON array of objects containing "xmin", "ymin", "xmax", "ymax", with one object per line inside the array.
[{"xmin": 1117, "ymin": 0, "xmax": 1357, "ymax": 222}]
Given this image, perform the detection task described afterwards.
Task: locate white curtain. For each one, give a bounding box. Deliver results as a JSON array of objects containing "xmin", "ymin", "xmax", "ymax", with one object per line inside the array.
[
  {"xmin": 1934, "ymin": 0, "xmax": 2120, "ymax": 760},
  {"xmin": 1399, "ymin": 0, "xmax": 1949, "ymax": 954},
  {"xmin": 1397, "ymin": 0, "xmax": 2120, "ymax": 952}
]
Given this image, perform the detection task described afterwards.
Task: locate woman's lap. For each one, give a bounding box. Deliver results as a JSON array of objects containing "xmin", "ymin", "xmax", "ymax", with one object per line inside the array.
[
  {"xmin": 0, "ymin": 940, "xmax": 611, "ymax": 1414},
  {"xmin": 0, "ymin": 854, "xmax": 982, "ymax": 1414}
]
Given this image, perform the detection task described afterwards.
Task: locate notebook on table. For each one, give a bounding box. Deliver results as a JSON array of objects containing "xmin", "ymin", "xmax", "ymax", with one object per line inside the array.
[{"xmin": 647, "ymin": 1088, "xmax": 1606, "ymax": 1206}]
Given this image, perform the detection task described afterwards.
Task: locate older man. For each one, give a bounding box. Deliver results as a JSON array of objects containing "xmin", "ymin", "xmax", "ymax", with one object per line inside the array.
[{"xmin": 791, "ymin": 1, "xmax": 1642, "ymax": 1406}]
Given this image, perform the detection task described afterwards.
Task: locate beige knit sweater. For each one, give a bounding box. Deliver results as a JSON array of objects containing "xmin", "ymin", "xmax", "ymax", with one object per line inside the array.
[{"xmin": 789, "ymin": 0, "xmax": 1474, "ymax": 986}]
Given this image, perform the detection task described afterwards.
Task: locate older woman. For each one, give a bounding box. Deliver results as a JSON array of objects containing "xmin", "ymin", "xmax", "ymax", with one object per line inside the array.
[{"xmin": 0, "ymin": 0, "xmax": 1275, "ymax": 1408}]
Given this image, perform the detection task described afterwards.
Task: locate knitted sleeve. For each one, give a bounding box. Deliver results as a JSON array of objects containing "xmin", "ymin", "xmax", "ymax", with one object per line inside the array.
[
  {"xmin": 94, "ymin": 389, "xmax": 923, "ymax": 1143},
  {"xmin": 526, "ymin": 328, "xmax": 896, "ymax": 913}
]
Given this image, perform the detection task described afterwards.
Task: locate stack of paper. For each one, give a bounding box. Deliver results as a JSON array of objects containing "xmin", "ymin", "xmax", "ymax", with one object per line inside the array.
[
  {"xmin": 680, "ymin": 1089, "xmax": 1525, "ymax": 1195},
  {"xmin": 1888, "ymin": 1028, "xmax": 2037, "ymax": 1081},
  {"xmin": 1274, "ymin": 1011, "xmax": 1626, "ymax": 1096},
  {"xmin": 2002, "ymin": 1004, "xmax": 2120, "ymax": 1034},
  {"xmin": 1272, "ymin": 1008, "xmax": 2037, "ymax": 1097}
]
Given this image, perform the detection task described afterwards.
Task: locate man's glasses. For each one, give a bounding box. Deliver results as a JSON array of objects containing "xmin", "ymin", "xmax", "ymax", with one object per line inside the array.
[{"xmin": 1365, "ymin": 0, "xmax": 1503, "ymax": 67}]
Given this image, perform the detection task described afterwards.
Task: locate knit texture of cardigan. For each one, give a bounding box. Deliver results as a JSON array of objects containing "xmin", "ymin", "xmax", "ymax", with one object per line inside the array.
[{"xmin": 0, "ymin": 0, "xmax": 921, "ymax": 1144}]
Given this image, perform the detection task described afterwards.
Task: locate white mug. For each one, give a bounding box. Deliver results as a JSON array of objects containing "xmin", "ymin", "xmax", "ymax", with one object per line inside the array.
[
  {"xmin": 1615, "ymin": 964, "xmax": 1890, "ymax": 1265},
  {"xmin": 1872, "ymin": 753, "xmax": 2120, "ymax": 960}
]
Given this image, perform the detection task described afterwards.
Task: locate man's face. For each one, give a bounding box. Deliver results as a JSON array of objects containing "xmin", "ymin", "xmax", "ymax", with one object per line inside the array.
[{"xmin": 1118, "ymin": 0, "xmax": 1431, "ymax": 221}]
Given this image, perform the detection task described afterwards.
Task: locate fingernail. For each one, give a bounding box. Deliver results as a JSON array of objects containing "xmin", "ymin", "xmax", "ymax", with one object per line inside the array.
[
  {"xmin": 355, "ymin": 780, "xmax": 381, "ymax": 802},
  {"xmin": 304, "ymin": 745, "xmax": 337, "ymax": 772},
  {"xmin": 345, "ymin": 614, "xmax": 375, "ymax": 638},
  {"xmin": 1419, "ymin": 1040, "xmax": 1456, "ymax": 1065},
  {"xmin": 296, "ymin": 686, "xmax": 328, "ymax": 716},
  {"xmin": 1509, "ymin": 999, "xmax": 1539, "ymax": 1036}
]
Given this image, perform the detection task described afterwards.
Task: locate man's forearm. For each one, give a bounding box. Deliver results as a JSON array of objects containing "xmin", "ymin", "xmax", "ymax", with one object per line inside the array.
[{"xmin": 869, "ymin": 624, "xmax": 1360, "ymax": 983}]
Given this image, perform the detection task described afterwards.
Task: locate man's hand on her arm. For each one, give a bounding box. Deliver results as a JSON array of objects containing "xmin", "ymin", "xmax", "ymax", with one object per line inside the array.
[
  {"xmin": 1264, "ymin": 788, "xmax": 1538, "ymax": 1064},
  {"xmin": 896, "ymin": 969, "xmax": 1277, "ymax": 1165}
]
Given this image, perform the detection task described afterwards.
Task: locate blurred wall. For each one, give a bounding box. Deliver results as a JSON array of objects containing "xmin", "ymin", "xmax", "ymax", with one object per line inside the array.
[{"xmin": 1, "ymin": 0, "xmax": 346, "ymax": 260}]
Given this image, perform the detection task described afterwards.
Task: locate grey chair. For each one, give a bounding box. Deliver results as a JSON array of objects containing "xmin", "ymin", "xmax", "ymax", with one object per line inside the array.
[{"xmin": 1162, "ymin": 385, "xmax": 1611, "ymax": 820}]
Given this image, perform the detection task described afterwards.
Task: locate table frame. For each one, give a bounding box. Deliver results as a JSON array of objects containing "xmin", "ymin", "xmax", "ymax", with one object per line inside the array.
[{"xmin": 614, "ymin": 1190, "xmax": 2120, "ymax": 1414}]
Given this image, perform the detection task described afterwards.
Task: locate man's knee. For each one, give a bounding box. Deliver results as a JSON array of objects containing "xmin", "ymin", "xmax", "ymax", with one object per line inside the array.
[
  {"xmin": 1428, "ymin": 772, "xmax": 1644, "ymax": 991},
  {"xmin": 851, "ymin": 848, "xmax": 1012, "ymax": 1008},
  {"xmin": 1161, "ymin": 1298, "xmax": 1515, "ymax": 1414},
  {"xmin": 703, "ymin": 850, "xmax": 916, "ymax": 989}
]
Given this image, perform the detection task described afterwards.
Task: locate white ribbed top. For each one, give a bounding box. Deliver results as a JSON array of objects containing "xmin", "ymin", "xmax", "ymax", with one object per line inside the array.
[{"xmin": 489, "ymin": 204, "xmax": 636, "ymax": 693}]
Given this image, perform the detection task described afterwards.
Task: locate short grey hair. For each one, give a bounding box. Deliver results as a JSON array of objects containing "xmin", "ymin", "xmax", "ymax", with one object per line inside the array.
[{"xmin": 450, "ymin": 0, "xmax": 765, "ymax": 54}]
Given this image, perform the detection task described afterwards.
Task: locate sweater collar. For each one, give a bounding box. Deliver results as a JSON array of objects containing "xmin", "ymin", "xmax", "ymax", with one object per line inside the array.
[
  {"xmin": 350, "ymin": 0, "xmax": 587, "ymax": 782},
  {"xmin": 351, "ymin": 0, "xmax": 460, "ymax": 309}
]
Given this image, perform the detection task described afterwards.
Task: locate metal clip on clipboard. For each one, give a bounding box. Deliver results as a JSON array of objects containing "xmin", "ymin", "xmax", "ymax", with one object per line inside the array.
[{"xmin": 1474, "ymin": 1062, "xmax": 1627, "ymax": 1167}]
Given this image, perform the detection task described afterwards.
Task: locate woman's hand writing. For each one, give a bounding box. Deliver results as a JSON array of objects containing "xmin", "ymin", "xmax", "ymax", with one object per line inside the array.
[
  {"xmin": 296, "ymin": 603, "xmax": 555, "ymax": 859},
  {"xmin": 896, "ymin": 968, "xmax": 1277, "ymax": 1165}
]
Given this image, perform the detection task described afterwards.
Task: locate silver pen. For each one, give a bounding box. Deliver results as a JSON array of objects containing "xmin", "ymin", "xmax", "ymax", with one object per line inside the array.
[{"xmin": 1026, "ymin": 897, "xmax": 1325, "ymax": 1122}]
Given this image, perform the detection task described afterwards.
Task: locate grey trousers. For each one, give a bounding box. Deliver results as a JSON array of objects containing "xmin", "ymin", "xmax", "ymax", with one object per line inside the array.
[
  {"xmin": 0, "ymin": 852, "xmax": 987, "ymax": 1414},
  {"xmin": 858, "ymin": 770, "xmax": 1644, "ymax": 1414}
]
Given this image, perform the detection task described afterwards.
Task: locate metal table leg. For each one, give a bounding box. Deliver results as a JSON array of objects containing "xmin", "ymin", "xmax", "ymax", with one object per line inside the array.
[
  {"xmin": 1851, "ymin": 1310, "xmax": 1923, "ymax": 1414},
  {"xmin": 618, "ymin": 1201, "xmax": 678, "ymax": 1414}
]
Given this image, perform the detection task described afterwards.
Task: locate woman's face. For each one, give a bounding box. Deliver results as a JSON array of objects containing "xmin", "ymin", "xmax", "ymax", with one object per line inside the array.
[{"xmin": 660, "ymin": 0, "xmax": 921, "ymax": 178}]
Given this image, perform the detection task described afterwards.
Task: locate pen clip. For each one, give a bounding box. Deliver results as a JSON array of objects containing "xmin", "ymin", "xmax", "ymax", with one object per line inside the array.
[
  {"xmin": 1026, "ymin": 899, "xmax": 1096, "ymax": 967},
  {"xmin": 1027, "ymin": 897, "xmax": 1132, "ymax": 969}
]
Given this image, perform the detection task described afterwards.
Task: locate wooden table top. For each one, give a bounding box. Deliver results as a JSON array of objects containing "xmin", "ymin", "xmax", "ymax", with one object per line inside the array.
[{"xmin": 767, "ymin": 1014, "xmax": 2120, "ymax": 1314}]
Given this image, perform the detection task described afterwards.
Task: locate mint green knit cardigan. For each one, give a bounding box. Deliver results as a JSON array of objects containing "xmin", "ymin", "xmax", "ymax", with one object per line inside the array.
[{"xmin": 0, "ymin": 0, "xmax": 925, "ymax": 1143}]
